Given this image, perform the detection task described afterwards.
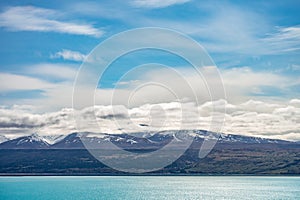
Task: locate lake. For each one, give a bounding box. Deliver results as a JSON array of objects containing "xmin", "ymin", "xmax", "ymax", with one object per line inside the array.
[{"xmin": 1, "ymin": 176, "xmax": 299, "ymax": 199}]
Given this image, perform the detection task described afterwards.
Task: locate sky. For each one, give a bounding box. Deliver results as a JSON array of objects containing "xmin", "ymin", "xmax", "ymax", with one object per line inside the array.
[{"xmin": 0, "ymin": 0, "xmax": 299, "ymax": 140}]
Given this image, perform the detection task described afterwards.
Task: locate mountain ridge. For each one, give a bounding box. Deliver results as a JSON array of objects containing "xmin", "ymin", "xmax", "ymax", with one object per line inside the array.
[{"xmin": 0, "ymin": 130, "xmax": 296, "ymax": 149}]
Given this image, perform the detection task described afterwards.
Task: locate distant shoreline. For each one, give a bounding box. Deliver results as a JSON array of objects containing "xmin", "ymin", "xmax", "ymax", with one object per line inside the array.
[{"xmin": 1, "ymin": 173, "xmax": 300, "ymax": 177}]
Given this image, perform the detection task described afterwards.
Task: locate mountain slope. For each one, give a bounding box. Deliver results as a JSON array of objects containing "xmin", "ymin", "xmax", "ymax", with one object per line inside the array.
[
  {"xmin": 51, "ymin": 133, "xmax": 85, "ymax": 149},
  {"xmin": 0, "ymin": 135, "xmax": 9, "ymax": 144},
  {"xmin": 0, "ymin": 133, "xmax": 50, "ymax": 149}
]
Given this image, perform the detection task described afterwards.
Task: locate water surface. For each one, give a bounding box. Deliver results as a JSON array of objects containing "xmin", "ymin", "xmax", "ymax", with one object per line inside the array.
[{"xmin": 1, "ymin": 176, "xmax": 299, "ymax": 200}]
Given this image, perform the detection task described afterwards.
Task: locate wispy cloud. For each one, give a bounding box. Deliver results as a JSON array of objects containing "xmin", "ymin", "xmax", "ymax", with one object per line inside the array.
[
  {"xmin": 26, "ymin": 63, "xmax": 78, "ymax": 80},
  {"xmin": 0, "ymin": 64, "xmax": 80, "ymax": 111},
  {"xmin": 262, "ymin": 26, "xmax": 300, "ymax": 53},
  {"xmin": 131, "ymin": 3, "xmax": 300, "ymax": 55},
  {"xmin": 0, "ymin": 6, "xmax": 103, "ymax": 37},
  {"xmin": 51, "ymin": 49, "xmax": 87, "ymax": 62},
  {"xmin": 267, "ymin": 26, "xmax": 300, "ymax": 41},
  {"xmin": 131, "ymin": 0, "xmax": 191, "ymax": 8},
  {"xmin": 0, "ymin": 73, "xmax": 54, "ymax": 91}
]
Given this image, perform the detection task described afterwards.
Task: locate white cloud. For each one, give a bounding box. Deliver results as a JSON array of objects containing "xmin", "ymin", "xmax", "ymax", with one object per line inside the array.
[
  {"xmin": 27, "ymin": 63, "xmax": 78, "ymax": 80},
  {"xmin": 0, "ymin": 73, "xmax": 54, "ymax": 91},
  {"xmin": 102, "ymin": 66, "xmax": 292, "ymax": 106},
  {"xmin": 262, "ymin": 26, "xmax": 300, "ymax": 53},
  {"xmin": 0, "ymin": 107, "xmax": 76, "ymax": 138},
  {"xmin": 271, "ymin": 26, "xmax": 300, "ymax": 41},
  {"xmin": 1, "ymin": 99, "xmax": 300, "ymax": 141},
  {"xmin": 2, "ymin": 62, "xmax": 299, "ymax": 141},
  {"xmin": 290, "ymin": 99, "xmax": 300, "ymax": 107},
  {"xmin": 0, "ymin": 64, "xmax": 80, "ymax": 111},
  {"xmin": 51, "ymin": 49, "xmax": 87, "ymax": 62},
  {"xmin": 220, "ymin": 67, "xmax": 289, "ymax": 101},
  {"xmin": 0, "ymin": 6, "xmax": 103, "ymax": 37},
  {"xmin": 1, "ymin": 63, "xmax": 296, "ymax": 113},
  {"xmin": 131, "ymin": 0, "xmax": 191, "ymax": 8},
  {"xmin": 1, "ymin": 64, "xmax": 299, "ymax": 141}
]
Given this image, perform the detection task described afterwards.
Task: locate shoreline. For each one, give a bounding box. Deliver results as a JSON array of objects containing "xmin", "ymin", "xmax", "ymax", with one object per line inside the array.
[{"xmin": 1, "ymin": 173, "xmax": 300, "ymax": 177}]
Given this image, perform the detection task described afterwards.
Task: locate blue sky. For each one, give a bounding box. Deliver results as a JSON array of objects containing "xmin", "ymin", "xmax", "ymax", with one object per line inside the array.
[{"xmin": 0, "ymin": 0, "xmax": 299, "ymax": 110}]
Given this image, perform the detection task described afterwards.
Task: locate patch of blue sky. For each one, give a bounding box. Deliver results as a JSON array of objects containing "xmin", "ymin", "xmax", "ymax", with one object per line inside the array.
[{"xmin": 98, "ymin": 48, "xmax": 192, "ymax": 88}]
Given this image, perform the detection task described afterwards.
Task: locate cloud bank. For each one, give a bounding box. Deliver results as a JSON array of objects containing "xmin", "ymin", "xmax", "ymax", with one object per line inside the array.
[{"xmin": 0, "ymin": 99, "xmax": 299, "ymax": 141}]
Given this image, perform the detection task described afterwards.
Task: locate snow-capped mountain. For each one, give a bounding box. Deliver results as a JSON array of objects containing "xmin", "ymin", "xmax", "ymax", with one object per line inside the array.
[
  {"xmin": 0, "ymin": 130, "xmax": 295, "ymax": 149},
  {"xmin": 51, "ymin": 133, "xmax": 86, "ymax": 149},
  {"xmin": 0, "ymin": 135, "xmax": 9, "ymax": 144},
  {"xmin": 42, "ymin": 134, "xmax": 66, "ymax": 145},
  {"xmin": 0, "ymin": 133, "xmax": 50, "ymax": 149},
  {"xmin": 191, "ymin": 130, "xmax": 291, "ymax": 144}
]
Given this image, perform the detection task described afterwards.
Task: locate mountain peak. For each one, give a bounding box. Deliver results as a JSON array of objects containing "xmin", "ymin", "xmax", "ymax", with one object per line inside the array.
[
  {"xmin": 29, "ymin": 133, "xmax": 43, "ymax": 140},
  {"xmin": 0, "ymin": 135, "xmax": 9, "ymax": 144},
  {"xmin": 0, "ymin": 133, "xmax": 50, "ymax": 149}
]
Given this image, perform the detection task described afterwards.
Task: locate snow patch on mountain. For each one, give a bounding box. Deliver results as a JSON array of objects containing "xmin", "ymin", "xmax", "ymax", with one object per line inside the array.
[
  {"xmin": 0, "ymin": 135, "xmax": 9, "ymax": 144},
  {"xmin": 16, "ymin": 133, "xmax": 50, "ymax": 146},
  {"xmin": 42, "ymin": 135, "xmax": 66, "ymax": 145}
]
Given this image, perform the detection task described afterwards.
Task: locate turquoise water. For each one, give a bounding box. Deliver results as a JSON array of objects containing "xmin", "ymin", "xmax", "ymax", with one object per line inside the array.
[{"xmin": 0, "ymin": 176, "xmax": 299, "ymax": 200}]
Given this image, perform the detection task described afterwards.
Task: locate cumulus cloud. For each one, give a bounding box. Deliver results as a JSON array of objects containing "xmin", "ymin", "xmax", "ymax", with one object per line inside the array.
[
  {"xmin": 1, "ymin": 99, "xmax": 300, "ymax": 141},
  {"xmin": 51, "ymin": 49, "xmax": 87, "ymax": 62},
  {"xmin": 290, "ymin": 99, "xmax": 300, "ymax": 107},
  {"xmin": 0, "ymin": 6, "xmax": 103, "ymax": 37},
  {"xmin": 0, "ymin": 107, "xmax": 76, "ymax": 138}
]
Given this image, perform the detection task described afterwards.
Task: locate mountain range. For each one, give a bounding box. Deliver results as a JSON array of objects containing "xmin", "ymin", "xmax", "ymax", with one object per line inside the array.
[
  {"xmin": 0, "ymin": 130, "xmax": 295, "ymax": 149},
  {"xmin": 1, "ymin": 130, "xmax": 299, "ymax": 175}
]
